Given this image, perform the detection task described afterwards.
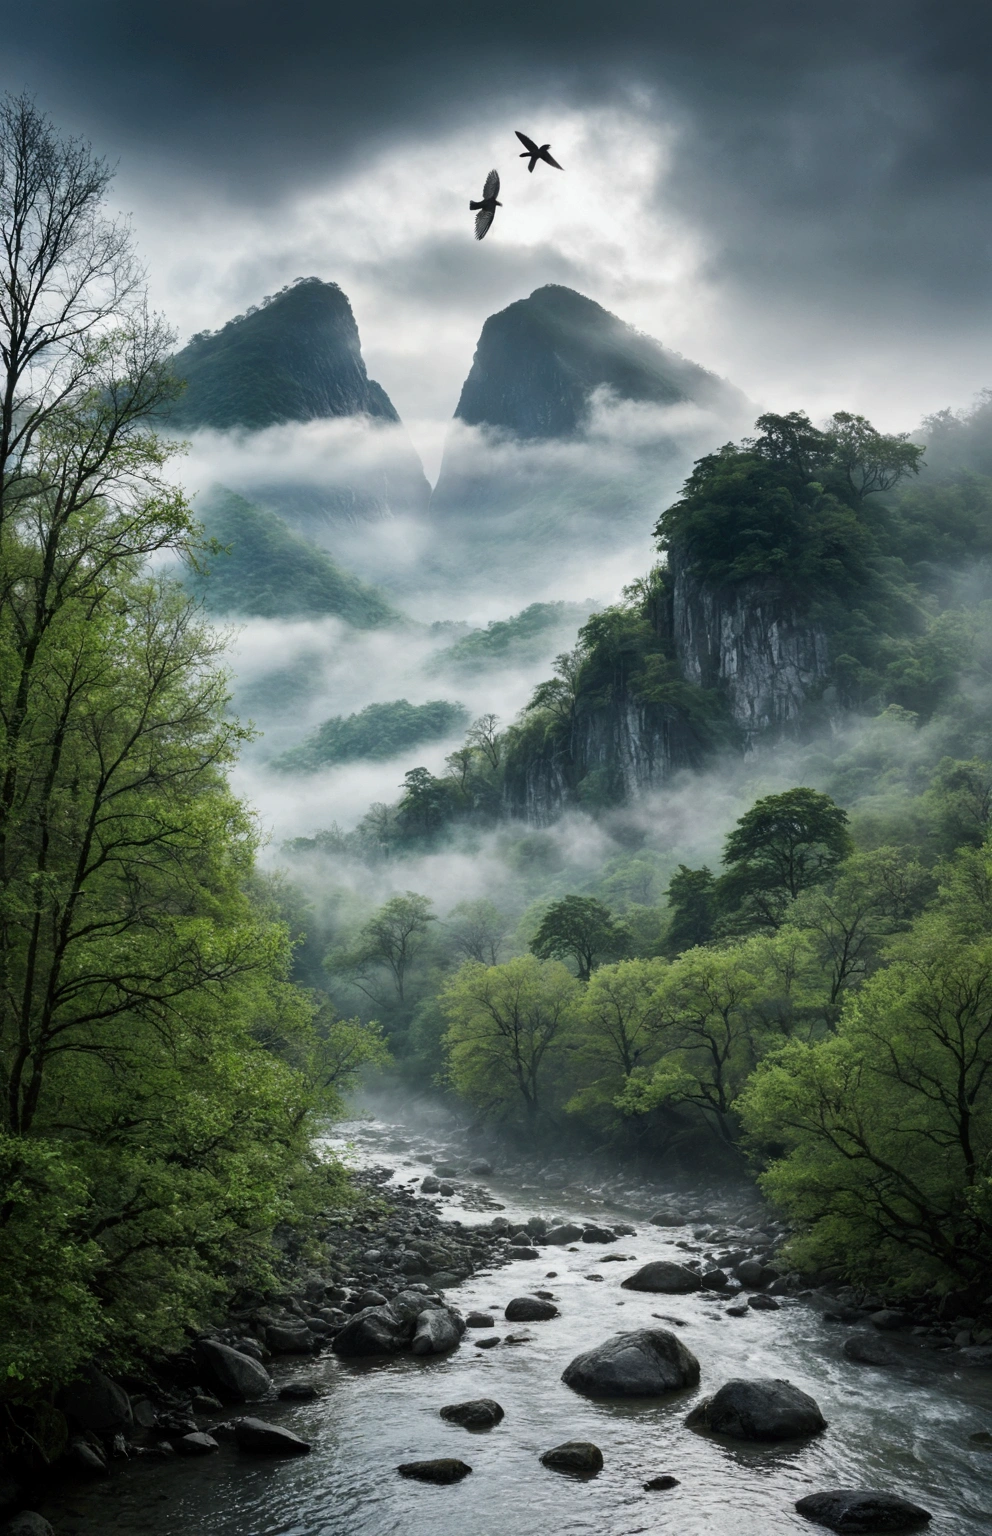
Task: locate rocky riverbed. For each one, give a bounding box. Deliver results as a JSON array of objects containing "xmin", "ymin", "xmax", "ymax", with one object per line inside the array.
[{"xmin": 7, "ymin": 1109, "xmax": 992, "ymax": 1536}]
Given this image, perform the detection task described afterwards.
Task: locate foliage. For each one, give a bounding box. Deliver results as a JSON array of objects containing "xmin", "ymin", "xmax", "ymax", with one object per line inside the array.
[
  {"xmin": 186, "ymin": 489, "xmax": 397, "ymax": 627},
  {"xmin": 441, "ymin": 956, "xmax": 580, "ymax": 1134},
  {"xmin": 718, "ymin": 788, "xmax": 853, "ymax": 931},
  {"xmin": 431, "ymin": 601, "xmax": 593, "ymax": 673},
  {"xmin": 326, "ymin": 893, "xmax": 437, "ymax": 1012},
  {"xmin": 530, "ymin": 895, "xmax": 631, "ymax": 980},
  {"xmin": 274, "ymin": 698, "xmax": 467, "ymax": 774},
  {"xmin": 664, "ymin": 865, "xmax": 718, "ymax": 953}
]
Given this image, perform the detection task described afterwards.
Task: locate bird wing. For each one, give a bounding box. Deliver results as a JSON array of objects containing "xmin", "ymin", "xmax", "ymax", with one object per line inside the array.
[
  {"xmin": 482, "ymin": 168, "xmax": 500, "ymax": 199},
  {"xmin": 474, "ymin": 205, "xmax": 496, "ymax": 240},
  {"xmin": 542, "ymin": 149, "xmax": 564, "ymax": 170},
  {"xmin": 515, "ymin": 131, "xmax": 539, "ymax": 154}
]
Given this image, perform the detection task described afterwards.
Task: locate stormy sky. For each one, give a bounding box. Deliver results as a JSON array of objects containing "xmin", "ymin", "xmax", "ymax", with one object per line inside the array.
[{"xmin": 5, "ymin": 1, "xmax": 990, "ymax": 462}]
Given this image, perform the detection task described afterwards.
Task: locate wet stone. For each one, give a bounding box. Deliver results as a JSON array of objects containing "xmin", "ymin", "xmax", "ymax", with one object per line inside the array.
[
  {"xmin": 505, "ymin": 1296, "xmax": 559, "ymax": 1321},
  {"xmin": 475, "ymin": 1336, "xmax": 501, "ymax": 1349},
  {"xmin": 466, "ymin": 1311, "xmax": 495, "ymax": 1327},
  {"xmin": 644, "ymin": 1474, "xmax": 680, "ymax": 1490},
  {"xmin": 795, "ymin": 1490, "xmax": 932, "ymax": 1531},
  {"xmin": 439, "ymin": 1398, "xmax": 504, "ymax": 1428},
  {"xmin": 177, "ymin": 1432, "xmax": 218, "ymax": 1455},
  {"xmin": 398, "ymin": 1458, "xmax": 471, "ymax": 1483},
  {"xmin": 235, "ymin": 1418, "xmax": 312, "ymax": 1456},
  {"xmin": 540, "ymin": 1440, "xmax": 603, "ymax": 1473}
]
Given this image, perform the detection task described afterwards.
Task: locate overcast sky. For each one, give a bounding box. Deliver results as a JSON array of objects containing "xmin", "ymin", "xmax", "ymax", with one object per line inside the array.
[{"xmin": 6, "ymin": 1, "xmax": 992, "ymax": 470}]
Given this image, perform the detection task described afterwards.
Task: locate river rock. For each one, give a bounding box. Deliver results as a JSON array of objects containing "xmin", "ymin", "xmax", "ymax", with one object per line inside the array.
[
  {"xmin": 795, "ymin": 1490, "xmax": 932, "ymax": 1531},
  {"xmin": 266, "ymin": 1324, "xmax": 316, "ymax": 1353},
  {"xmin": 748, "ymin": 1294, "xmax": 781, "ymax": 1311},
  {"xmin": 234, "ymin": 1418, "xmax": 311, "ymax": 1456},
  {"xmin": 469, "ymin": 1159, "xmax": 493, "ymax": 1175},
  {"xmin": 648, "ymin": 1207, "xmax": 685, "ymax": 1227},
  {"xmin": 958, "ymin": 1345, "xmax": 992, "ymax": 1365},
  {"xmin": 540, "ymin": 1440, "xmax": 603, "ymax": 1472},
  {"xmin": 735, "ymin": 1259, "xmax": 774, "ymax": 1289},
  {"xmin": 871, "ymin": 1310, "xmax": 910, "ymax": 1331},
  {"xmin": 421, "ymin": 1176, "xmax": 441, "ymax": 1193},
  {"xmin": 505, "ymin": 1297, "xmax": 559, "ymax": 1322},
  {"xmin": 440, "ymin": 1398, "xmax": 505, "ymax": 1428},
  {"xmin": 843, "ymin": 1335, "xmax": 895, "ymax": 1366},
  {"xmin": 67, "ymin": 1438, "xmax": 108, "ymax": 1475},
  {"xmin": 562, "ymin": 1328, "xmax": 700, "ymax": 1398},
  {"xmin": 412, "ymin": 1307, "xmax": 465, "ymax": 1355},
  {"xmin": 433, "ymin": 1163, "xmax": 459, "ymax": 1178},
  {"xmin": 356, "ymin": 1289, "xmax": 388, "ymax": 1309},
  {"xmin": 545, "ymin": 1223, "xmax": 584, "ymax": 1244},
  {"xmin": 466, "ymin": 1311, "xmax": 495, "ymax": 1327},
  {"xmin": 60, "ymin": 1363, "xmax": 133, "ymax": 1432},
  {"xmin": 621, "ymin": 1261, "xmax": 702, "ymax": 1294},
  {"xmin": 177, "ymin": 1432, "xmax": 218, "ymax": 1455},
  {"xmin": 197, "ymin": 1340, "xmax": 272, "ymax": 1401},
  {"xmin": 438, "ymin": 1182, "xmax": 455, "ymax": 1196},
  {"xmin": 474, "ymin": 1335, "xmax": 500, "ymax": 1348},
  {"xmin": 279, "ymin": 1381, "xmax": 320, "ymax": 1401},
  {"xmin": 701, "ymin": 1268, "xmax": 729, "ymax": 1289},
  {"xmin": 1, "ymin": 1517, "xmax": 54, "ymax": 1536},
  {"xmin": 398, "ymin": 1458, "xmax": 471, "ymax": 1483},
  {"xmin": 644, "ymin": 1474, "xmax": 680, "ymax": 1490},
  {"xmin": 581, "ymin": 1225, "xmax": 616, "ymax": 1243},
  {"xmin": 686, "ymin": 1378, "xmax": 827, "ymax": 1440}
]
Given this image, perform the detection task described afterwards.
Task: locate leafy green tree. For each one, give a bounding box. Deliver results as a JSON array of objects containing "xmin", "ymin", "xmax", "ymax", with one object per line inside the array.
[
  {"xmin": 441, "ymin": 956, "xmax": 579, "ymax": 1135},
  {"xmin": 718, "ymin": 787, "xmax": 853, "ymax": 930},
  {"xmin": 740, "ymin": 913, "xmax": 992, "ymax": 1292},
  {"xmin": 664, "ymin": 864, "xmax": 718, "ymax": 953},
  {"xmin": 327, "ymin": 892, "xmax": 436, "ymax": 1010},
  {"xmin": 565, "ymin": 958, "xmax": 667, "ymax": 1129},
  {"xmin": 924, "ymin": 758, "xmax": 992, "ymax": 854},
  {"xmin": 396, "ymin": 767, "xmax": 457, "ymax": 838},
  {"xmin": 445, "ymin": 899, "xmax": 510, "ymax": 966},
  {"xmin": 530, "ymin": 895, "xmax": 631, "ymax": 981}
]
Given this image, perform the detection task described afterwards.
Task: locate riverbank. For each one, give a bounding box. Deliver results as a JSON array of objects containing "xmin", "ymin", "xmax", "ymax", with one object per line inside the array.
[{"xmin": 6, "ymin": 1113, "xmax": 992, "ymax": 1536}]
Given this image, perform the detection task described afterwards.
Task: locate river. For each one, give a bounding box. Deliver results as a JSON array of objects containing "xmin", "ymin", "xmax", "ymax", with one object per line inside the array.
[{"xmin": 43, "ymin": 1107, "xmax": 992, "ymax": 1536}]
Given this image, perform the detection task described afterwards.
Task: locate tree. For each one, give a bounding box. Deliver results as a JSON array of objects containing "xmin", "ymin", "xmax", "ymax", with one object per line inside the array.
[
  {"xmin": 565, "ymin": 958, "xmax": 667, "ymax": 1132},
  {"xmin": 0, "ymin": 99, "xmax": 339, "ymax": 1414},
  {"xmin": 445, "ymin": 899, "xmax": 510, "ymax": 966},
  {"xmin": 718, "ymin": 787, "xmax": 853, "ymax": 930},
  {"xmin": 740, "ymin": 916, "xmax": 992, "ymax": 1292},
  {"xmin": 825, "ymin": 411, "xmax": 924, "ymax": 501},
  {"xmin": 396, "ymin": 767, "xmax": 456, "ymax": 838},
  {"xmin": 327, "ymin": 892, "xmax": 435, "ymax": 1010},
  {"xmin": 530, "ymin": 895, "xmax": 630, "ymax": 981},
  {"xmin": 664, "ymin": 864, "xmax": 718, "ymax": 953},
  {"xmin": 441, "ymin": 956, "xmax": 579, "ymax": 1135}
]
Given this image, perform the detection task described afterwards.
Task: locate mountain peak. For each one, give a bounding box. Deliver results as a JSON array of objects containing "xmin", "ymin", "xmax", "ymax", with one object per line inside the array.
[
  {"xmin": 453, "ymin": 284, "xmax": 740, "ymax": 440},
  {"xmin": 168, "ymin": 277, "xmax": 400, "ymax": 432}
]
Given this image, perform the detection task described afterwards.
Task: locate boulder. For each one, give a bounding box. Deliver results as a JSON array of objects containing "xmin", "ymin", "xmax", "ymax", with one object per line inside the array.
[
  {"xmin": 421, "ymin": 1177, "xmax": 441, "ymax": 1193},
  {"xmin": 466, "ymin": 1311, "xmax": 495, "ymax": 1328},
  {"xmin": 648, "ymin": 1208, "xmax": 685, "ymax": 1227},
  {"xmin": 412, "ymin": 1307, "xmax": 465, "ymax": 1356},
  {"xmin": 871, "ymin": 1310, "xmax": 910, "ymax": 1332},
  {"xmin": 356, "ymin": 1289, "xmax": 388, "ymax": 1309},
  {"xmin": 332, "ymin": 1290, "xmax": 436, "ymax": 1357},
  {"xmin": 234, "ymin": 1418, "xmax": 311, "ymax": 1455},
  {"xmin": 748, "ymin": 1294, "xmax": 781, "ymax": 1311},
  {"xmin": 265, "ymin": 1325, "xmax": 316, "ymax": 1354},
  {"xmin": 398, "ymin": 1459, "xmax": 471, "ymax": 1483},
  {"xmin": 60, "ymin": 1363, "xmax": 132, "ymax": 1432},
  {"xmin": 562, "ymin": 1329, "xmax": 700, "ymax": 1399},
  {"xmin": 438, "ymin": 1182, "xmax": 455, "ymax": 1196},
  {"xmin": 545, "ymin": 1223, "xmax": 584, "ymax": 1245},
  {"xmin": 735, "ymin": 1259, "xmax": 773, "ymax": 1289},
  {"xmin": 197, "ymin": 1339, "xmax": 272, "ymax": 1402},
  {"xmin": 701, "ymin": 1268, "xmax": 729, "ymax": 1290},
  {"xmin": 1, "ymin": 1516, "xmax": 54, "ymax": 1536},
  {"xmin": 504, "ymin": 1297, "xmax": 559, "ymax": 1322},
  {"xmin": 469, "ymin": 1159, "xmax": 493, "ymax": 1175},
  {"xmin": 644, "ymin": 1475, "xmax": 680, "ymax": 1490},
  {"xmin": 621, "ymin": 1261, "xmax": 702, "ymax": 1295},
  {"xmin": 439, "ymin": 1398, "xmax": 504, "ymax": 1428},
  {"xmin": 510, "ymin": 1246, "xmax": 540, "ymax": 1260},
  {"xmin": 540, "ymin": 1441, "xmax": 603, "ymax": 1472},
  {"xmin": 279, "ymin": 1382, "xmax": 320, "ymax": 1401},
  {"xmin": 433, "ymin": 1163, "xmax": 459, "ymax": 1177},
  {"xmin": 67, "ymin": 1438, "xmax": 108, "ymax": 1475},
  {"xmin": 795, "ymin": 1490, "xmax": 932, "ymax": 1531},
  {"xmin": 686, "ymin": 1378, "xmax": 827, "ymax": 1441},
  {"xmin": 581, "ymin": 1226, "xmax": 616, "ymax": 1243},
  {"xmin": 177, "ymin": 1432, "xmax": 219, "ymax": 1455},
  {"xmin": 843, "ymin": 1335, "xmax": 895, "ymax": 1367}
]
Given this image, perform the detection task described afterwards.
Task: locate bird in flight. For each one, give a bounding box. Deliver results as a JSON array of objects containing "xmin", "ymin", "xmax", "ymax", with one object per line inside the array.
[
  {"xmin": 515, "ymin": 131, "xmax": 563, "ymax": 173},
  {"xmin": 470, "ymin": 169, "xmax": 502, "ymax": 240}
]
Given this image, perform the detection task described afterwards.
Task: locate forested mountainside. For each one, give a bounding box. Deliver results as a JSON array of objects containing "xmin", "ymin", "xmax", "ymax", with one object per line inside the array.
[
  {"xmin": 449, "ymin": 283, "xmax": 744, "ymax": 441},
  {"xmin": 168, "ymin": 277, "xmax": 406, "ymax": 432}
]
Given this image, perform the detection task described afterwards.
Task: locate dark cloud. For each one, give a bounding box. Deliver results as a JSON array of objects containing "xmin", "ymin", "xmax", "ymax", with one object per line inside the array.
[{"xmin": 4, "ymin": 1, "xmax": 992, "ymax": 411}]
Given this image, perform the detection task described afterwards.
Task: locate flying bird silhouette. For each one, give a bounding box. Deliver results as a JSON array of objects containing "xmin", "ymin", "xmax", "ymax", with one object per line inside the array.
[
  {"xmin": 515, "ymin": 131, "xmax": 563, "ymax": 173},
  {"xmin": 470, "ymin": 168, "xmax": 501, "ymax": 240}
]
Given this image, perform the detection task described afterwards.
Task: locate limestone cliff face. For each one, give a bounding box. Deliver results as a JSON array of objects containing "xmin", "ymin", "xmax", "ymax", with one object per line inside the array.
[
  {"xmin": 504, "ymin": 560, "xmax": 832, "ymax": 822},
  {"xmin": 669, "ymin": 555, "xmax": 830, "ymax": 747}
]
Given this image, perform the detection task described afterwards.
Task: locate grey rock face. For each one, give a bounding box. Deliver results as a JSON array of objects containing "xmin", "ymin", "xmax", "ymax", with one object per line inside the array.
[
  {"xmin": 686, "ymin": 1378, "xmax": 827, "ymax": 1441},
  {"xmin": 196, "ymin": 1340, "xmax": 272, "ymax": 1402},
  {"xmin": 671, "ymin": 555, "xmax": 830, "ymax": 748},
  {"xmin": 621, "ymin": 1261, "xmax": 702, "ymax": 1294},
  {"xmin": 795, "ymin": 1490, "xmax": 932, "ymax": 1531},
  {"xmin": 562, "ymin": 1329, "xmax": 700, "ymax": 1398},
  {"xmin": 439, "ymin": 1398, "xmax": 505, "ymax": 1428},
  {"xmin": 60, "ymin": 1363, "xmax": 132, "ymax": 1432},
  {"xmin": 540, "ymin": 1441, "xmax": 603, "ymax": 1473},
  {"xmin": 505, "ymin": 1297, "xmax": 559, "ymax": 1322},
  {"xmin": 234, "ymin": 1417, "xmax": 311, "ymax": 1456}
]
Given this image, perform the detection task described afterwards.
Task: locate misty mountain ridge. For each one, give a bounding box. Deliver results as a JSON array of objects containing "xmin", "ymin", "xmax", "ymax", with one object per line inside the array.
[{"xmin": 450, "ymin": 284, "xmax": 745, "ymax": 441}]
